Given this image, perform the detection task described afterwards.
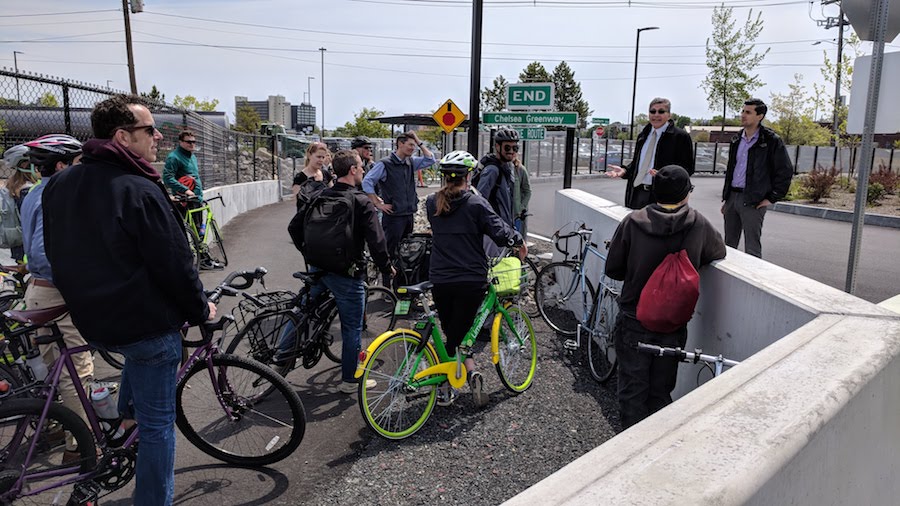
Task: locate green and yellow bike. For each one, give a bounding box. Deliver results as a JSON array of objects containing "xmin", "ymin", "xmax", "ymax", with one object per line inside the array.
[
  {"xmin": 175, "ymin": 194, "xmax": 228, "ymax": 269},
  {"xmin": 355, "ymin": 264, "xmax": 537, "ymax": 440}
]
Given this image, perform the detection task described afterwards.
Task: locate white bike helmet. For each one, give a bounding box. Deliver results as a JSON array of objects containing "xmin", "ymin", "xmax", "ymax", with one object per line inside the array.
[
  {"xmin": 438, "ymin": 150, "xmax": 478, "ymax": 176},
  {"xmin": 2, "ymin": 145, "xmax": 30, "ymax": 170}
]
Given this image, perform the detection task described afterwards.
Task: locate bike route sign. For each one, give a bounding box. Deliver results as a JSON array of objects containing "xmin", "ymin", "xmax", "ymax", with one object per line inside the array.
[
  {"xmin": 514, "ymin": 127, "xmax": 546, "ymax": 141},
  {"xmin": 483, "ymin": 111, "xmax": 578, "ymax": 127}
]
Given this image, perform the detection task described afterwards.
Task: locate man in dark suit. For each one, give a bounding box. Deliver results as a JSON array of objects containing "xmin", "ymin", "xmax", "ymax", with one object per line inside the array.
[{"xmin": 607, "ymin": 97, "xmax": 695, "ymax": 209}]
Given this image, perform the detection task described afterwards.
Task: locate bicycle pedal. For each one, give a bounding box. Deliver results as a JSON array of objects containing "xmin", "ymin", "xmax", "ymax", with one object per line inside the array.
[
  {"xmin": 563, "ymin": 339, "xmax": 578, "ymax": 351},
  {"xmin": 69, "ymin": 480, "xmax": 101, "ymax": 505}
]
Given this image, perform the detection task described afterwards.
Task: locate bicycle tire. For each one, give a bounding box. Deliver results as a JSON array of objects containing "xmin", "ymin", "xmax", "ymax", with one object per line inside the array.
[
  {"xmin": 175, "ymin": 354, "xmax": 306, "ymax": 466},
  {"xmin": 518, "ymin": 256, "xmax": 540, "ymax": 319},
  {"xmin": 586, "ymin": 287, "xmax": 618, "ymax": 384},
  {"xmin": 0, "ymin": 399, "xmax": 96, "ymax": 504},
  {"xmin": 320, "ymin": 286, "xmax": 398, "ymax": 364},
  {"xmin": 357, "ymin": 331, "xmax": 438, "ymax": 440},
  {"xmin": 494, "ymin": 306, "xmax": 538, "ymax": 393},
  {"xmin": 319, "ymin": 300, "xmax": 341, "ymax": 364},
  {"xmin": 206, "ymin": 218, "xmax": 228, "ymax": 267},
  {"xmin": 186, "ymin": 227, "xmax": 201, "ymax": 271},
  {"xmin": 535, "ymin": 261, "xmax": 594, "ymax": 337},
  {"xmin": 225, "ymin": 308, "xmax": 302, "ymax": 374}
]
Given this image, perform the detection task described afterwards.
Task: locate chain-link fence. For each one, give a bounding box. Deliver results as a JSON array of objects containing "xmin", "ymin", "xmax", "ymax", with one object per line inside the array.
[{"xmin": 0, "ymin": 69, "xmax": 278, "ymax": 190}]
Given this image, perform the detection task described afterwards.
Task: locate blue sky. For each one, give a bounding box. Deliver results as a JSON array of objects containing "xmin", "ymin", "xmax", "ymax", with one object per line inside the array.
[{"xmin": 0, "ymin": 0, "xmax": 887, "ymax": 129}]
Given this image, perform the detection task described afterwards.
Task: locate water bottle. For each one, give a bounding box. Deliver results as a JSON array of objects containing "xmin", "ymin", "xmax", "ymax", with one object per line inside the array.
[
  {"xmin": 198, "ymin": 222, "xmax": 207, "ymax": 240},
  {"xmin": 24, "ymin": 350, "xmax": 48, "ymax": 382},
  {"xmin": 90, "ymin": 387, "xmax": 119, "ymax": 420}
]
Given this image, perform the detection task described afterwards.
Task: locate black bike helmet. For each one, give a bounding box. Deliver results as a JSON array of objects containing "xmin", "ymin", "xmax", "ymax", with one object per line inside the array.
[{"xmin": 494, "ymin": 129, "xmax": 520, "ymax": 143}]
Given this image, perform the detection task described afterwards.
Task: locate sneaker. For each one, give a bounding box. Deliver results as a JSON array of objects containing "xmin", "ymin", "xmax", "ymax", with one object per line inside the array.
[
  {"xmin": 90, "ymin": 380, "xmax": 119, "ymax": 395},
  {"xmin": 338, "ymin": 379, "xmax": 376, "ymax": 394},
  {"xmin": 62, "ymin": 449, "xmax": 82, "ymax": 466},
  {"xmin": 469, "ymin": 371, "xmax": 489, "ymax": 408},
  {"xmin": 436, "ymin": 383, "xmax": 457, "ymax": 407},
  {"xmin": 199, "ymin": 260, "xmax": 224, "ymax": 271}
]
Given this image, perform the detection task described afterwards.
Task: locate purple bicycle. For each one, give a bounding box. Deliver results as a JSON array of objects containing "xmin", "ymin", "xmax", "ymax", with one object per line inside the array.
[{"xmin": 0, "ymin": 270, "xmax": 305, "ymax": 505}]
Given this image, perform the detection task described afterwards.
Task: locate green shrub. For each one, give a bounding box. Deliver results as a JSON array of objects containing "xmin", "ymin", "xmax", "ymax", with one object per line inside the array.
[
  {"xmin": 867, "ymin": 182, "xmax": 886, "ymax": 206},
  {"xmin": 869, "ymin": 164, "xmax": 898, "ymax": 194},
  {"xmin": 800, "ymin": 167, "xmax": 838, "ymax": 203},
  {"xmin": 784, "ymin": 178, "xmax": 805, "ymax": 201}
]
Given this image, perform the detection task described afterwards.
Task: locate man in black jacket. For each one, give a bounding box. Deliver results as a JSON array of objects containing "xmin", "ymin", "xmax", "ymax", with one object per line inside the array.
[
  {"xmin": 42, "ymin": 95, "xmax": 214, "ymax": 506},
  {"xmin": 606, "ymin": 165, "xmax": 726, "ymax": 430},
  {"xmin": 721, "ymin": 98, "xmax": 793, "ymax": 258},
  {"xmin": 607, "ymin": 98, "xmax": 695, "ymax": 209}
]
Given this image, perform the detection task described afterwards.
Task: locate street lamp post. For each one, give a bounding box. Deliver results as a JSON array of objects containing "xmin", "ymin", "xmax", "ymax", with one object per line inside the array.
[
  {"xmin": 629, "ymin": 27, "xmax": 659, "ymax": 140},
  {"xmin": 307, "ymin": 76, "xmax": 314, "ymax": 104},
  {"xmin": 12, "ymin": 51, "xmax": 23, "ymax": 104},
  {"xmin": 319, "ymin": 48, "xmax": 326, "ymax": 135}
]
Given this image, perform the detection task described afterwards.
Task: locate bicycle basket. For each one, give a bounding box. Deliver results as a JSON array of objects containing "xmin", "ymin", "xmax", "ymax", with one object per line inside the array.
[
  {"xmin": 232, "ymin": 290, "xmax": 297, "ymax": 331},
  {"xmin": 488, "ymin": 257, "xmax": 526, "ymax": 296}
]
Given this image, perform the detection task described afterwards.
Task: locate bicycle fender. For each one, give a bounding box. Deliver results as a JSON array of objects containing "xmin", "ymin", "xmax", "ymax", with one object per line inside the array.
[
  {"xmin": 354, "ymin": 329, "xmax": 435, "ymax": 379},
  {"xmin": 413, "ymin": 362, "xmax": 467, "ymax": 389},
  {"xmin": 490, "ymin": 312, "xmax": 502, "ymax": 365}
]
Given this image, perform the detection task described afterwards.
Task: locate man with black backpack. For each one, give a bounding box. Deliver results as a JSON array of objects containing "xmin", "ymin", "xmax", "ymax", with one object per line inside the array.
[
  {"xmin": 301, "ymin": 149, "xmax": 394, "ymax": 394},
  {"xmin": 605, "ymin": 165, "xmax": 725, "ymax": 430},
  {"xmin": 476, "ymin": 128, "xmax": 518, "ymax": 229}
]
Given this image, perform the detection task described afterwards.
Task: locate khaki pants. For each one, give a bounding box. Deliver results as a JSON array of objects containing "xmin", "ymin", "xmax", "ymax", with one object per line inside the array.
[{"xmin": 24, "ymin": 282, "xmax": 94, "ymax": 450}]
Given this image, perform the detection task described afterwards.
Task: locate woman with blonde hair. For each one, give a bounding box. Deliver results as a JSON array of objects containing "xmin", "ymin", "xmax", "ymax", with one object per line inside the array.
[
  {"xmin": 291, "ymin": 142, "xmax": 333, "ymax": 203},
  {"xmin": 2, "ymin": 144, "xmax": 39, "ymax": 266},
  {"xmin": 425, "ymin": 150, "xmax": 526, "ymax": 408}
]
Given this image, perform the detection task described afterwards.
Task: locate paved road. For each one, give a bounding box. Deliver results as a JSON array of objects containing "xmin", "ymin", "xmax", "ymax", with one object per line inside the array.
[{"xmin": 526, "ymin": 175, "xmax": 900, "ymax": 304}]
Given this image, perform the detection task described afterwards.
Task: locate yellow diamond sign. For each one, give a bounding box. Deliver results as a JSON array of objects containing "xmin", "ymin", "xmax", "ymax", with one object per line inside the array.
[{"xmin": 433, "ymin": 99, "xmax": 466, "ymax": 134}]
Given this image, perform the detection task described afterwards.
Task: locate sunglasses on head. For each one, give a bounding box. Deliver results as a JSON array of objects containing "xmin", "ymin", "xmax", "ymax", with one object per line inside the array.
[
  {"xmin": 502, "ymin": 144, "xmax": 519, "ymax": 153},
  {"xmin": 649, "ymin": 109, "xmax": 668, "ymax": 115}
]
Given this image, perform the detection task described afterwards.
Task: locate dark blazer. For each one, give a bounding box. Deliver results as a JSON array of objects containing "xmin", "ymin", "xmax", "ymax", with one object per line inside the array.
[
  {"xmin": 624, "ymin": 120, "xmax": 694, "ymax": 209},
  {"xmin": 722, "ymin": 125, "xmax": 793, "ymax": 206}
]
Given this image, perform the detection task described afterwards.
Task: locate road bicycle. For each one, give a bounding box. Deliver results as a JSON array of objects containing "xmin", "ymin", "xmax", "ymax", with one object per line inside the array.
[
  {"xmin": 224, "ymin": 270, "xmax": 397, "ymax": 377},
  {"xmin": 535, "ymin": 224, "xmax": 621, "ymax": 384},
  {"xmin": 636, "ymin": 343, "xmax": 740, "ymax": 384},
  {"xmin": 0, "ymin": 271, "xmax": 306, "ymax": 505},
  {"xmin": 174, "ymin": 194, "xmax": 227, "ymax": 269},
  {"xmin": 355, "ymin": 261, "xmax": 538, "ymax": 440}
]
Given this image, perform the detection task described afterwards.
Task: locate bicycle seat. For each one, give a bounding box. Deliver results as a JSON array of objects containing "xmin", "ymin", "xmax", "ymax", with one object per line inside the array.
[
  {"xmin": 395, "ymin": 281, "xmax": 433, "ymax": 299},
  {"xmin": 292, "ymin": 271, "xmax": 326, "ymax": 284},
  {"xmin": 4, "ymin": 305, "xmax": 68, "ymax": 326}
]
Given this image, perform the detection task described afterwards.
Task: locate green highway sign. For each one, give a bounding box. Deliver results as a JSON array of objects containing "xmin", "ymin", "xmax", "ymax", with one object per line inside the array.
[
  {"xmin": 506, "ymin": 82, "xmax": 555, "ymax": 111},
  {"xmin": 483, "ymin": 111, "xmax": 578, "ymax": 127},
  {"xmin": 514, "ymin": 127, "xmax": 546, "ymax": 141},
  {"xmin": 592, "ymin": 117, "xmax": 610, "ymax": 126}
]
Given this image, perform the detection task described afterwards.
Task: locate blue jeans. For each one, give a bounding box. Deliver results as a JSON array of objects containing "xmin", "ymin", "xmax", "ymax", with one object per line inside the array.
[
  {"xmin": 95, "ymin": 331, "xmax": 182, "ymax": 506},
  {"xmin": 312, "ymin": 268, "xmax": 366, "ymax": 382}
]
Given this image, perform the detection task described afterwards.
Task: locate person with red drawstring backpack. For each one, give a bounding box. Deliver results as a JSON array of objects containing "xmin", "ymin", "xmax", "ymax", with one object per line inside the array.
[{"xmin": 605, "ymin": 165, "xmax": 726, "ymax": 430}]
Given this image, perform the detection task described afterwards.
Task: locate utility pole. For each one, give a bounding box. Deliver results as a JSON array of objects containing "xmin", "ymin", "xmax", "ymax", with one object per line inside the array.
[
  {"xmin": 319, "ymin": 48, "xmax": 326, "ymax": 135},
  {"xmin": 306, "ymin": 76, "xmax": 314, "ymax": 104},
  {"xmin": 467, "ymin": 0, "xmax": 484, "ymax": 156},
  {"xmin": 12, "ymin": 51, "xmax": 23, "ymax": 104},
  {"xmin": 816, "ymin": 0, "xmax": 849, "ymax": 162},
  {"xmin": 122, "ymin": 0, "xmax": 137, "ymax": 93}
]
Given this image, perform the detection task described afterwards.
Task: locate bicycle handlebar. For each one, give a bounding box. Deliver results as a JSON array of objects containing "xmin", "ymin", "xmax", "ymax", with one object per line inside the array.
[
  {"xmin": 185, "ymin": 314, "xmax": 235, "ymax": 347},
  {"xmin": 172, "ymin": 194, "xmax": 226, "ymax": 207},
  {"xmin": 204, "ymin": 267, "xmax": 268, "ymax": 303},
  {"xmin": 636, "ymin": 342, "xmax": 741, "ymax": 368}
]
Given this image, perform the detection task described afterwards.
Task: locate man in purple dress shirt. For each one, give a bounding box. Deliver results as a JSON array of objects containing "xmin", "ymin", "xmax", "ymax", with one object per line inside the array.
[{"xmin": 721, "ymin": 98, "xmax": 793, "ymax": 258}]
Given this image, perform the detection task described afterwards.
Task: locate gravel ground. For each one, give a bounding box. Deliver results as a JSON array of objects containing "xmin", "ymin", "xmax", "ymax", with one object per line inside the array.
[{"xmin": 308, "ymin": 238, "xmax": 621, "ymax": 506}]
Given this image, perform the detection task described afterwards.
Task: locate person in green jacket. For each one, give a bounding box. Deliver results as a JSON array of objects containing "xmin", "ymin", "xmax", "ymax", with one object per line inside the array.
[
  {"xmin": 512, "ymin": 152, "xmax": 532, "ymax": 237},
  {"xmin": 163, "ymin": 130, "xmax": 203, "ymax": 199}
]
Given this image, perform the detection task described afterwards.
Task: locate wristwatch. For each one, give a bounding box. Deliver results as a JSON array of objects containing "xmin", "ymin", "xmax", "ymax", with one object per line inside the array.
[{"xmin": 417, "ymin": 142, "xmax": 423, "ymax": 147}]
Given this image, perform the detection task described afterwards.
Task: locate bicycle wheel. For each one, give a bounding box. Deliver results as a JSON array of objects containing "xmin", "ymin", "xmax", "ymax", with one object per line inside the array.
[
  {"xmin": 176, "ymin": 354, "xmax": 305, "ymax": 466},
  {"xmin": 494, "ymin": 306, "xmax": 538, "ymax": 393},
  {"xmin": 186, "ymin": 227, "xmax": 201, "ymax": 270},
  {"xmin": 586, "ymin": 286, "xmax": 618, "ymax": 384},
  {"xmin": 518, "ymin": 256, "xmax": 540, "ymax": 318},
  {"xmin": 0, "ymin": 399, "xmax": 96, "ymax": 505},
  {"xmin": 535, "ymin": 261, "xmax": 593, "ymax": 337},
  {"xmin": 225, "ymin": 309, "xmax": 302, "ymax": 374},
  {"xmin": 206, "ymin": 218, "xmax": 228, "ymax": 267},
  {"xmin": 320, "ymin": 286, "xmax": 398, "ymax": 364},
  {"xmin": 357, "ymin": 331, "xmax": 438, "ymax": 440}
]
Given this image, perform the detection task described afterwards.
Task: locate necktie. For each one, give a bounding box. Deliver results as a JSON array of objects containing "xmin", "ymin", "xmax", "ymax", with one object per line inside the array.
[{"xmin": 634, "ymin": 130, "xmax": 658, "ymax": 187}]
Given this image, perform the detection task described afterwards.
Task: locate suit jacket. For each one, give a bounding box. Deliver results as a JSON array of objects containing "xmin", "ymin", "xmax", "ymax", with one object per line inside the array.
[{"xmin": 624, "ymin": 120, "xmax": 695, "ymax": 208}]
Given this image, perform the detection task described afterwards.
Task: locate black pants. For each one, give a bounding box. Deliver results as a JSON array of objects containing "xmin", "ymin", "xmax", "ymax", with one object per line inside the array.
[
  {"xmin": 432, "ymin": 282, "xmax": 487, "ymax": 356},
  {"xmin": 614, "ymin": 314, "xmax": 687, "ymax": 430},
  {"xmin": 627, "ymin": 185, "xmax": 654, "ymax": 210},
  {"xmin": 382, "ymin": 214, "xmax": 414, "ymax": 286}
]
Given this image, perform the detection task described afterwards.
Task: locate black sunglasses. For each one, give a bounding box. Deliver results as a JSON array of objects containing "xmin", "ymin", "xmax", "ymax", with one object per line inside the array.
[
  {"xmin": 120, "ymin": 124, "xmax": 157, "ymax": 136},
  {"xmin": 502, "ymin": 144, "xmax": 519, "ymax": 153},
  {"xmin": 649, "ymin": 109, "xmax": 668, "ymax": 114},
  {"xmin": 182, "ymin": 140, "xmax": 197, "ymax": 145}
]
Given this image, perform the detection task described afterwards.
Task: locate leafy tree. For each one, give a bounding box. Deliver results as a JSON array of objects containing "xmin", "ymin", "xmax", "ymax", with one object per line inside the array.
[
  {"xmin": 331, "ymin": 107, "xmax": 391, "ymax": 138},
  {"xmin": 519, "ymin": 62, "xmax": 551, "ymax": 84},
  {"xmin": 769, "ymin": 74, "xmax": 831, "ymax": 146},
  {"xmin": 0, "ymin": 98, "xmax": 20, "ymax": 106},
  {"xmin": 551, "ymin": 61, "xmax": 591, "ymax": 128},
  {"xmin": 234, "ymin": 103, "xmax": 261, "ymax": 134},
  {"xmin": 631, "ymin": 113, "xmax": 649, "ymax": 138},
  {"xmin": 173, "ymin": 95, "xmax": 219, "ymax": 112},
  {"xmin": 141, "ymin": 85, "xmax": 166, "ymax": 103},
  {"xmin": 417, "ymin": 126, "xmax": 443, "ymax": 148},
  {"xmin": 702, "ymin": 5, "xmax": 769, "ymax": 127},
  {"xmin": 481, "ymin": 75, "xmax": 508, "ymax": 112},
  {"xmin": 820, "ymin": 33, "xmax": 861, "ymax": 144},
  {"xmin": 671, "ymin": 113, "xmax": 692, "ymax": 129},
  {"xmin": 35, "ymin": 92, "xmax": 58, "ymax": 107}
]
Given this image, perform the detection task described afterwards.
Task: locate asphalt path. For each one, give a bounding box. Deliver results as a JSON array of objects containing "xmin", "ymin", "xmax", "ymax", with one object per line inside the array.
[{"xmin": 526, "ymin": 175, "xmax": 900, "ymax": 304}]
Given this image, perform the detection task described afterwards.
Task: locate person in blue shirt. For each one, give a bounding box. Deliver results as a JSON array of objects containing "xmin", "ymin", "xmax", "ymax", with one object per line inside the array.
[{"xmin": 21, "ymin": 134, "xmax": 115, "ymax": 464}]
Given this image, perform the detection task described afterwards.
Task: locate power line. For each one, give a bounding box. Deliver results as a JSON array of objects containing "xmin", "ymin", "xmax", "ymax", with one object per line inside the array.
[
  {"xmin": 0, "ymin": 9, "xmax": 119, "ymax": 18},
  {"xmin": 347, "ymin": 0, "xmax": 807, "ymax": 7}
]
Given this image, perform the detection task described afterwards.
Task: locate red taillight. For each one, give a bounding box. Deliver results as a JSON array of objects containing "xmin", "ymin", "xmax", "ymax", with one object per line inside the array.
[
  {"xmin": 358, "ymin": 350, "xmax": 368, "ymax": 363},
  {"xmin": 0, "ymin": 380, "xmax": 8, "ymax": 393}
]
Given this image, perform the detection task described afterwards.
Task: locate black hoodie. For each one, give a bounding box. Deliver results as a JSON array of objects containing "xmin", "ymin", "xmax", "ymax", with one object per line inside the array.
[
  {"xmin": 476, "ymin": 153, "xmax": 515, "ymax": 227},
  {"xmin": 605, "ymin": 204, "xmax": 726, "ymax": 316},
  {"xmin": 426, "ymin": 190, "xmax": 522, "ymax": 285}
]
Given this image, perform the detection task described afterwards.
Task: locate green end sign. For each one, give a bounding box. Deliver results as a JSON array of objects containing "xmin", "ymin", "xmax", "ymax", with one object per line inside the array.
[
  {"xmin": 506, "ymin": 83, "xmax": 554, "ymax": 111},
  {"xmin": 514, "ymin": 127, "xmax": 546, "ymax": 141},
  {"xmin": 483, "ymin": 111, "xmax": 578, "ymax": 127}
]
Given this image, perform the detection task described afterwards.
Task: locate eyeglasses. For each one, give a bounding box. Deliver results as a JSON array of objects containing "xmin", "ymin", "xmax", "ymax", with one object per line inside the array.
[
  {"xmin": 119, "ymin": 124, "xmax": 157, "ymax": 136},
  {"xmin": 502, "ymin": 144, "xmax": 519, "ymax": 153},
  {"xmin": 649, "ymin": 109, "xmax": 668, "ymax": 115},
  {"xmin": 182, "ymin": 140, "xmax": 197, "ymax": 145}
]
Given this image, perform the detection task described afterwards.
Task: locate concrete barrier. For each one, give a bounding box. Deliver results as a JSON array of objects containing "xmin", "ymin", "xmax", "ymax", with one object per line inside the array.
[
  {"xmin": 203, "ymin": 180, "xmax": 280, "ymax": 228},
  {"xmin": 506, "ymin": 189, "xmax": 900, "ymax": 505}
]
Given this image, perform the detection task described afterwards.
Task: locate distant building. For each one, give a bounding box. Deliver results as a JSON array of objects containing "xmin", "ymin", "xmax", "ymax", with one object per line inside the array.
[
  {"xmin": 291, "ymin": 103, "xmax": 316, "ymax": 133},
  {"xmin": 234, "ymin": 96, "xmax": 269, "ymax": 122}
]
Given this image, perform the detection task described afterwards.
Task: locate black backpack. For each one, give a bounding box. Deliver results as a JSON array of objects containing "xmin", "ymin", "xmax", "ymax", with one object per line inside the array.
[
  {"xmin": 302, "ymin": 190, "xmax": 357, "ymax": 276},
  {"xmin": 287, "ymin": 179, "xmax": 328, "ymax": 254},
  {"xmin": 471, "ymin": 162, "xmax": 506, "ymax": 214},
  {"xmin": 393, "ymin": 233, "xmax": 432, "ymax": 287}
]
